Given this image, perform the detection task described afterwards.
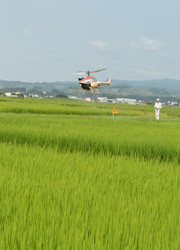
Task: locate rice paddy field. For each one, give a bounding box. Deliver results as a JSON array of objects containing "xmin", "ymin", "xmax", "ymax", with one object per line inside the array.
[{"xmin": 1, "ymin": 97, "xmax": 180, "ymax": 249}]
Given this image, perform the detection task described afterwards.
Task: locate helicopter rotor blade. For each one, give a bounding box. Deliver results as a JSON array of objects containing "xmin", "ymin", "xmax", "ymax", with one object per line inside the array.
[
  {"xmin": 70, "ymin": 86, "xmax": 80, "ymax": 89},
  {"xmin": 72, "ymin": 68, "xmax": 107, "ymax": 75},
  {"xmin": 72, "ymin": 72, "xmax": 86, "ymax": 75},
  {"xmin": 89, "ymin": 68, "xmax": 107, "ymax": 74}
]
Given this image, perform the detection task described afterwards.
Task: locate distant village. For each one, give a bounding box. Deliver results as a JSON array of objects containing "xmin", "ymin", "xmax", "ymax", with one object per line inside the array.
[
  {"xmin": 70, "ymin": 96, "xmax": 179, "ymax": 106},
  {"xmin": 70, "ymin": 96, "xmax": 145, "ymax": 105},
  {"xmin": 0, "ymin": 86, "xmax": 179, "ymax": 106}
]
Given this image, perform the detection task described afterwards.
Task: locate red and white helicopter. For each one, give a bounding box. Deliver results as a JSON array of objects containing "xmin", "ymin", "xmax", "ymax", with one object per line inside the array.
[{"xmin": 72, "ymin": 68, "xmax": 111, "ymax": 94}]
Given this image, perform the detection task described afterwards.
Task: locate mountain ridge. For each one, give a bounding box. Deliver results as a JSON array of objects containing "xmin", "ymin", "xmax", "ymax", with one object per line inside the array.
[{"xmin": 1, "ymin": 78, "xmax": 180, "ymax": 102}]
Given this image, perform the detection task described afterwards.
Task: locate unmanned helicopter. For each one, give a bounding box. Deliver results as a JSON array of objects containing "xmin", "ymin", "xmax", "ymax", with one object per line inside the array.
[{"xmin": 72, "ymin": 68, "xmax": 111, "ymax": 94}]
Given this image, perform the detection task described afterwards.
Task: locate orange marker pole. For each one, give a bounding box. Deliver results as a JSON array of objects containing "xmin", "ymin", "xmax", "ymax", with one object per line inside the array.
[{"xmin": 112, "ymin": 106, "xmax": 118, "ymax": 118}]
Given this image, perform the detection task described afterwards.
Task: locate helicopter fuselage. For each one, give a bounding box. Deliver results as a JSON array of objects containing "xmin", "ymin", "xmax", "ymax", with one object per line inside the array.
[
  {"xmin": 78, "ymin": 75, "xmax": 98, "ymax": 90},
  {"xmin": 74, "ymin": 69, "xmax": 111, "ymax": 93}
]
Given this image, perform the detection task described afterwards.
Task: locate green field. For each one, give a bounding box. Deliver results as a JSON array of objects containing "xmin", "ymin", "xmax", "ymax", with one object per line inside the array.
[{"xmin": 1, "ymin": 97, "xmax": 180, "ymax": 249}]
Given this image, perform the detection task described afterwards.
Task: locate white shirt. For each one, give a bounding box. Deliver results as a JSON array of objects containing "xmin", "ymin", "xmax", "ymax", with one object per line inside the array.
[{"xmin": 154, "ymin": 102, "xmax": 162, "ymax": 110}]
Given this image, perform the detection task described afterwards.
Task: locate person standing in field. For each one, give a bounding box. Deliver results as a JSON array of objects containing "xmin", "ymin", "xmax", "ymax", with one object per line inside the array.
[{"xmin": 154, "ymin": 98, "xmax": 162, "ymax": 120}]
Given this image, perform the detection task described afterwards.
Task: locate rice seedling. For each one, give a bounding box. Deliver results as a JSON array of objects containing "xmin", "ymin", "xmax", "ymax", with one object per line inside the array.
[
  {"xmin": 0, "ymin": 112, "xmax": 180, "ymax": 162},
  {"xmin": 0, "ymin": 97, "xmax": 180, "ymax": 118},
  {"xmin": 0, "ymin": 142, "xmax": 180, "ymax": 249},
  {"xmin": 1, "ymin": 98, "xmax": 180, "ymax": 249}
]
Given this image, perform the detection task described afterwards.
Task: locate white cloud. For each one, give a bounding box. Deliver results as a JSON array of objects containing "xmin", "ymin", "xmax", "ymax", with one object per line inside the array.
[
  {"xmin": 131, "ymin": 36, "xmax": 163, "ymax": 51},
  {"xmin": 89, "ymin": 40, "xmax": 108, "ymax": 49}
]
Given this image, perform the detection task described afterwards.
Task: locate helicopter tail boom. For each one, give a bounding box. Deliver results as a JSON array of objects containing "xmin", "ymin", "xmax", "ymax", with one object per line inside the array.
[{"xmin": 101, "ymin": 77, "xmax": 111, "ymax": 85}]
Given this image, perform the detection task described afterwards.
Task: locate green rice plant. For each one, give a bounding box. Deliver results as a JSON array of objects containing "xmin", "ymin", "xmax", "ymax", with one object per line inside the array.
[
  {"xmin": 1, "ymin": 98, "xmax": 180, "ymax": 249},
  {"xmin": 1, "ymin": 97, "xmax": 180, "ymax": 118},
  {"xmin": 1, "ymin": 143, "xmax": 180, "ymax": 249},
  {"xmin": 0, "ymin": 113, "xmax": 180, "ymax": 163}
]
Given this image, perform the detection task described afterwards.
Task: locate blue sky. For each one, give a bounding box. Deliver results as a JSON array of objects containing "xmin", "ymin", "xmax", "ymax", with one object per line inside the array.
[{"xmin": 0, "ymin": 0, "xmax": 180, "ymax": 82}]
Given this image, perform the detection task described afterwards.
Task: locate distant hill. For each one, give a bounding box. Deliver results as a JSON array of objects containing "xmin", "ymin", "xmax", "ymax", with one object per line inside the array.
[
  {"xmin": 1, "ymin": 79, "xmax": 180, "ymax": 102},
  {"xmin": 111, "ymin": 79, "xmax": 180, "ymax": 91},
  {"xmin": 109, "ymin": 79, "xmax": 180, "ymax": 102}
]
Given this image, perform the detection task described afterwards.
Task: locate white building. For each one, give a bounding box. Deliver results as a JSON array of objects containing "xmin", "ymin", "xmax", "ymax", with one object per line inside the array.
[
  {"xmin": 85, "ymin": 97, "xmax": 92, "ymax": 102},
  {"xmin": 137, "ymin": 100, "xmax": 146, "ymax": 105},
  {"xmin": 5, "ymin": 92, "xmax": 18, "ymax": 98},
  {"xmin": 97, "ymin": 97, "xmax": 108, "ymax": 103},
  {"xmin": 116, "ymin": 98, "xmax": 137, "ymax": 104},
  {"xmin": 171, "ymin": 101, "xmax": 178, "ymax": 106}
]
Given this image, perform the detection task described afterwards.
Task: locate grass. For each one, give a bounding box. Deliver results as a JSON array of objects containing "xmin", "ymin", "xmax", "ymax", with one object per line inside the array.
[{"xmin": 1, "ymin": 98, "xmax": 180, "ymax": 249}]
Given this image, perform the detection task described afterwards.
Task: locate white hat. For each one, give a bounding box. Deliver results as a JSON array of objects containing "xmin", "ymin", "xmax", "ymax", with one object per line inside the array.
[{"xmin": 157, "ymin": 98, "xmax": 159, "ymax": 101}]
